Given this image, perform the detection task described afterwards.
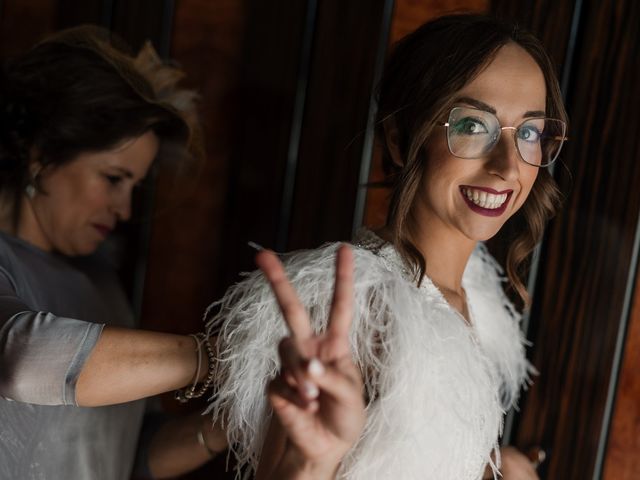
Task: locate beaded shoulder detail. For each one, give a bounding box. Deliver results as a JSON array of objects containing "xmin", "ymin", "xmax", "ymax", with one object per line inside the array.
[{"xmin": 353, "ymin": 227, "xmax": 428, "ymax": 289}]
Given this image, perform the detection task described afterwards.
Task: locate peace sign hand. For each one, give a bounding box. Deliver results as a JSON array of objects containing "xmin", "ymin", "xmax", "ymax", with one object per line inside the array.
[{"xmin": 256, "ymin": 245, "xmax": 365, "ymax": 474}]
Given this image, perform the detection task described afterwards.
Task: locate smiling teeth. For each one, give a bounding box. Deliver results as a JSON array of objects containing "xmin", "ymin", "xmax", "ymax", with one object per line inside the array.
[{"xmin": 461, "ymin": 187, "xmax": 508, "ymax": 209}]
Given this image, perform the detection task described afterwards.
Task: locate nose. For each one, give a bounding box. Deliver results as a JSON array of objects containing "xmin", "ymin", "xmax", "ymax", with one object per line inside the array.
[
  {"xmin": 111, "ymin": 190, "xmax": 132, "ymax": 222},
  {"xmin": 486, "ymin": 128, "xmax": 521, "ymax": 182}
]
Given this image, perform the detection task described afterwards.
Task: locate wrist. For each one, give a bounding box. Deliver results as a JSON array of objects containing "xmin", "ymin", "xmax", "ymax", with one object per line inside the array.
[{"xmin": 274, "ymin": 446, "xmax": 340, "ymax": 480}]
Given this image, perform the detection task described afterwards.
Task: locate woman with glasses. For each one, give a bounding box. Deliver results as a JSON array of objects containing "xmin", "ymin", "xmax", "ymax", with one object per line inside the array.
[{"xmin": 206, "ymin": 13, "xmax": 567, "ymax": 480}]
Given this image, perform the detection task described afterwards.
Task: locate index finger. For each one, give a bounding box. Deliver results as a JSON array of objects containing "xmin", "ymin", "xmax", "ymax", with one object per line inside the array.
[
  {"xmin": 255, "ymin": 249, "xmax": 313, "ymax": 339},
  {"xmin": 327, "ymin": 244, "xmax": 354, "ymax": 339}
]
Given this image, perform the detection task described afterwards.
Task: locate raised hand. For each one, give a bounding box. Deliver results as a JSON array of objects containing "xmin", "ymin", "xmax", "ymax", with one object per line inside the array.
[{"xmin": 255, "ymin": 244, "xmax": 365, "ymax": 477}]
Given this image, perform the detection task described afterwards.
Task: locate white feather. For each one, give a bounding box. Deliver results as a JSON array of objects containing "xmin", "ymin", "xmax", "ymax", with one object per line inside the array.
[{"xmin": 205, "ymin": 229, "xmax": 531, "ymax": 480}]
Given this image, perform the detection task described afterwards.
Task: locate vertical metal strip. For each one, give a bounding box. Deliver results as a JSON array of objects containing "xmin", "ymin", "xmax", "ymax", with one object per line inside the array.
[
  {"xmin": 276, "ymin": 0, "xmax": 318, "ymax": 251},
  {"xmin": 101, "ymin": 0, "xmax": 115, "ymax": 29},
  {"xmin": 502, "ymin": 0, "xmax": 584, "ymax": 445},
  {"xmin": 158, "ymin": 0, "xmax": 175, "ymax": 57},
  {"xmin": 129, "ymin": 0, "xmax": 175, "ymax": 319},
  {"xmin": 593, "ymin": 205, "xmax": 640, "ymax": 476},
  {"xmin": 351, "ymin": 0, "xmax": 395, "ymax": 236}
]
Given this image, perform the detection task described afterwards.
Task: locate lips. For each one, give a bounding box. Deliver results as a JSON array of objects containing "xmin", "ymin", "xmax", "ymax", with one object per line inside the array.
[
  {"xmin": 92, "ymin": 224, "xmax": 113, "ymax": 237},
  {"xmin": 459, "ymin": 186, "xmax": 513, "ymax": 217}
]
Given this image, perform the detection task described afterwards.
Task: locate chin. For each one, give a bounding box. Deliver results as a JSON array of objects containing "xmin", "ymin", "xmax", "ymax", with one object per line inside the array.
[
  {"xmin": 68, "ymin": 241, "xmax": 101, "ymax": 257},
  {"xmin": 461, "ymin": 224, "xmax": 504, "ymax": 242}
]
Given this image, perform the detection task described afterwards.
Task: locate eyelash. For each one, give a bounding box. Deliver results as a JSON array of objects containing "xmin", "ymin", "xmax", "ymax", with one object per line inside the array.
[{"xmin": 104, "ymin": 175, "xmax": 123, "ymax": 186}]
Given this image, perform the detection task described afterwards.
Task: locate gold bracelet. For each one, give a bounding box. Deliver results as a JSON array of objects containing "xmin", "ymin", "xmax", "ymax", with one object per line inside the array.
[{"xmin": 175, "ymin": 332, "xmax": 215, "ymax": 403}]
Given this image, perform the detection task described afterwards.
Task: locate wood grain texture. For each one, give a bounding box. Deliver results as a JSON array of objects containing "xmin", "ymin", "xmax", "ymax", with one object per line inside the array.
[
  {"xmin": 284, "ymin": 0, "xmax": 391, "ymax": 249},
  {"xmin": 509, "ymin": 1, "xmax": 640, "ymax": 478},
  {"xmin": 604, "ymin": 267, "xmax": 640, "ymax": 478},
  {"xmin": 213, "ymin": 0, "xmax": 309, "ymax": 285},
  {"xmin": 140, "ymin": 0, "xmax": 248, "ymax": 331}
]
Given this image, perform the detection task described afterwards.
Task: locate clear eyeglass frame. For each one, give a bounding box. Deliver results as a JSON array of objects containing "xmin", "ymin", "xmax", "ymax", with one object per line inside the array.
[{"xmin": 439, "ymin": 106, "xmax": 568, "ymax": 168}]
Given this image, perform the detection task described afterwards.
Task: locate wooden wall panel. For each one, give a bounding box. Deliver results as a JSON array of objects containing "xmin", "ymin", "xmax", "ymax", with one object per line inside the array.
[
  {"xmin": 0, "ymin": 0, "xmax": 56, "ymax": 56},
  {"xmin": 286, "ymin": 0, "xmax": 393, "ymax": 249},
  {"xmin": 141, "ymin": 0, "xmax": 248, "ymax": 332},
  {"xmin": 604, "ymin": 268, "xmax": 640, "ymax": 478},
  {"xmin": 507, "ymin": 1, "xmax": 640, "ymax": 478},
  {"xmin": 214, "ymin": 0, "xmax": 310, "ymax": 286}
]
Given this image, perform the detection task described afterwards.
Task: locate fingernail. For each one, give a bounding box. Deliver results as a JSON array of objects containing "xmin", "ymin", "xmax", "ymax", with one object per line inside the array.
[
  {"xmin": 303, "ymin": 381, "xmax": 319, "ymax": 399},
  {"xmin": 307, "ymin": 358, "xmax": 325, "ymax": 377}
]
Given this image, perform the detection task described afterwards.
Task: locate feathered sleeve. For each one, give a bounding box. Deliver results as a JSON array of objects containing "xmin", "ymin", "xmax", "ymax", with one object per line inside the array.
[
  {"xmin": 463, "ymin": 243, "xmax": 535, "ymax": 409},
  {"xmin": 204, "ymin": 242, "xmax": 396, "ymax": 477}
]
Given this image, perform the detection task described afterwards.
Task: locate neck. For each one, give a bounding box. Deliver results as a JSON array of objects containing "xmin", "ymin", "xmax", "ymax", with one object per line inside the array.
[
  {"xmin": 412, "ymin": 221, "xmax": 475, "ymax": 294},
  {"xmin": 16, "ymin": 196, "xmax": 53, "ymax": 252},
  {"xmin": 380, "ymin": 215, "xmax": 476, "ymax": 294}
]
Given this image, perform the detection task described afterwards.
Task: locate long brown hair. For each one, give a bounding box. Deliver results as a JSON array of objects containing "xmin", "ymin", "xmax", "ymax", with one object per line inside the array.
[{"xmin": 375, "ymin": 14, "xmax": 567, "ymax": 304}]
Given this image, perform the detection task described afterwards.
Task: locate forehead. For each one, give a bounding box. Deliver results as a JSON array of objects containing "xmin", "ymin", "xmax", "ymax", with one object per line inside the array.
[
  {"xmin": 455, "ymin": 43, "xmax": 547, "ymax": 119},
  {"xmin": 73, "ymin": 131, "xmax": 158, "ymax": 178}
]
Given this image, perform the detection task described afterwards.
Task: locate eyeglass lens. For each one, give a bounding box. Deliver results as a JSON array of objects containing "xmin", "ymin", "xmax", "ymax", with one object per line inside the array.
[{"xmin": 446, "ymin": 107, "xmax": 566, "ymax": 166}]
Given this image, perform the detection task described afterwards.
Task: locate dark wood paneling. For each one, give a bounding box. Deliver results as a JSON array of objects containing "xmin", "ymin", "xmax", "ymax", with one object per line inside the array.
[
  {"xmin": 141, "ymin": 0, "xmax": 248, "ymax": 331},
  {"xmin": 111, "ymin": 0, "xmax": 172, "ymax": 52},
  {"xmin": 56, "ymin": 0, "xmax": 106, "ymax": 29},
  {"xmin": 214, "ymin": 0, "xmax": 310, "ymax": 282},
  {"xmin": 509, "ymin": 1, "xmax": 640, "ymax": 478},
  {"xmin": 286, "ymin": 0, "xmax": 392, "ymax": 249},
  {"xmin": 604, "ymin": 268, "xmax": 640, "ymax": 478},
  {"xmin": 0, "ymin": 0, "xmax": 56, "ymax": 56}
]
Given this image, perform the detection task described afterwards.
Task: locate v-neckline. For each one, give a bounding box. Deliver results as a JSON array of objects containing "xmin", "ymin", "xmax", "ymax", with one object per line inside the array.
[{"xmin": 354, "ymin": 228, "xmax": 476, "ymax": 330}]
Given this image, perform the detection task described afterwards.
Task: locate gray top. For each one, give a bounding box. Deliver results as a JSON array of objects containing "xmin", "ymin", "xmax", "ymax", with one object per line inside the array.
[{"xmin": 0, "ymin": 232, "xmax": 146, "ymax": 480}]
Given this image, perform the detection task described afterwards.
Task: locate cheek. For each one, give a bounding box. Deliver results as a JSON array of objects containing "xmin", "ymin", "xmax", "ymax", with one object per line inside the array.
[{"xmin": 513, "ymin": 168, "xmax": 539, "ymax": 211}]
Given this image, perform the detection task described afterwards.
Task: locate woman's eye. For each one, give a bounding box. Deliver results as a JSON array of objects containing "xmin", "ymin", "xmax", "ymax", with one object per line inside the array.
[
  {"xmin": 518, "ymin": 126, "xmax": 541, "ymax": 142},
  {"xmin": 104, "ymin": 175, "xmax": 123, "ymax": 186},
  {"xmin": 451, "ymin": 117, "xmax": 488, "ymax": 135}
]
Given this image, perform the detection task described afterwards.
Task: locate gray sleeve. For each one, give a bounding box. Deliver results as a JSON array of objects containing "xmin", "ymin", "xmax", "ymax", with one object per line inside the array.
[{"xmin": 0, "ymin": 269, "xmax": 104, "ymax": 406}]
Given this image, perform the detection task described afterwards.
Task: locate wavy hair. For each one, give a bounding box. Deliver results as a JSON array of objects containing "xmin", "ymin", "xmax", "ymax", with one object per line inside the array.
[{"xmin": 375, "ymin": 14, "xmax": 567, "ymax": 305}]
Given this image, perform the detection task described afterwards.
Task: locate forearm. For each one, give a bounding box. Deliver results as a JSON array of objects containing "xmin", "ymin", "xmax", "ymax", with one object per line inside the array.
[
  {"xmin": 76, "ymin": 326, "xmax": 204, "ymax": 406},
  {"xmin": 146, "ymin": 411, "xmax": 225, "ymax": 478}
]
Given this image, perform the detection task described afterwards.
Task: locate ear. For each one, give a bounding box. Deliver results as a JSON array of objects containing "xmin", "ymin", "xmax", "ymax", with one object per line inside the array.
[
  {"xmin": 27, "ymin": 146, "xmax": 44, "ymax": 178},
  {"xmin": 383, "ymin": 119, "xmax": 404, "ymax": 168}
]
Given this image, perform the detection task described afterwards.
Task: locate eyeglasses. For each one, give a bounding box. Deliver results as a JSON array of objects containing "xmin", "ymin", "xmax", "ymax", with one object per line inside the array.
[{"xmin": 440, "ymin": 106, "xmax": 568, "ymax": 167}]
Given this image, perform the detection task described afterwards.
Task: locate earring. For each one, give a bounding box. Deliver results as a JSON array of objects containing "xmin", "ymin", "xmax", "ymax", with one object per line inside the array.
[{"xmin": 25, "ymin": 183, "xmax": 36, "ymax": 199}]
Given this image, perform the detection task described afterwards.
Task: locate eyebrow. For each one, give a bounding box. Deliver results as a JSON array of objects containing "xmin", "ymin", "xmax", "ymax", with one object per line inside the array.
[
  {"xmin": 113, "ymin": 167, "xmax": 134, "ymax": 179},
  {"xmin": 453, "ymin": 96, "xmax": 546, "ymax": 118}
]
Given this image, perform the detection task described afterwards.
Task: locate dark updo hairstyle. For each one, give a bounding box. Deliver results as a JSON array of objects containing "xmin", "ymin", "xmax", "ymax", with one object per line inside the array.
[
  {"xmin": 0, "ymin": 25, "xmax": 201, "ymax": 229},
  {"xmin": 376, "ymin": 14, "xmax": 568, "ymax": 304}
]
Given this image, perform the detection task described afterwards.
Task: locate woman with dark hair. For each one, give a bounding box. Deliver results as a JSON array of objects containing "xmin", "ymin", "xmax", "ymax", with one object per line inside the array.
[
  {"xmin": 0, "ymin": 25, "xmax": 364, "ymax": 480},
  {"xmin": 206, "ymin": 13, "xmax": 567, "ymax": 480},
  {"xmin": 0, "ymin": 27, "xmax": 228, "ymax": 479}
]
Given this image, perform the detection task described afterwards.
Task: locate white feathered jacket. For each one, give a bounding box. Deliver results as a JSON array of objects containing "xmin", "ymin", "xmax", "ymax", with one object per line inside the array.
[{"xmin": 205, "ymin": 229, "xmax": 532, "ymax": 480}]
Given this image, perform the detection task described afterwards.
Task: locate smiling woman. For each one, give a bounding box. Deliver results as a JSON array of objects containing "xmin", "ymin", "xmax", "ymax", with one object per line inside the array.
[{"xmin": 204, "ymin": 13, "xmax": 568, "ymax": 480}]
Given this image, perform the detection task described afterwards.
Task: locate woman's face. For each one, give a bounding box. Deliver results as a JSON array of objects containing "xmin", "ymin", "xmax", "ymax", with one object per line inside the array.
[
  {"xmin": 22, "ymin": 130, "xmax": 158, "ymax": 256},
  {"xmin": 414, "ymin": 43, "xmax": 546, "ymax": 242}
]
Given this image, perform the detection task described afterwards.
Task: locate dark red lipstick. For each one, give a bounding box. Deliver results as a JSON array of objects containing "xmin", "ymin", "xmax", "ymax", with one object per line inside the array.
[
  {"xmin": 459, "ymin": 186, "xmax": 513, "ymax": 218},
  {"xmin": 92, "ymin": 224, "xmax": 113, "ymax": 237}
]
